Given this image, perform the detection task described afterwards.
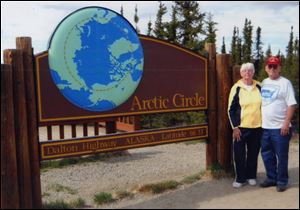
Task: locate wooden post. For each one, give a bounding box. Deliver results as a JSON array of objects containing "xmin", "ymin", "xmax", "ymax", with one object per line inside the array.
[
  {"xmin": 47, "ymin": 126, "xmax": 52, "ymax": 140},
  {"xmin": 4, "ymin": 49, "xmax": 33, "ymax": 208},
  {"xmin": 83, "ymin": 123, "xmax": 88, "ymax": 136},
  {"xmin": 94, "ymin": 122, "xmax": 99, "ymax": 135},
  {"xmin": 133, "ymin": 116, "xmax": 141, "ymax": 130},
  {"xmin": 232, "ymin": 65, "xmax": 241, "ymax": 84},
  {"xmin": 16, "ymin": 37, "xmax": 42, "ymax": 208},
  {"xmin": 59, "ymin": 125, "xmax": 65, "ymax": 139},
  {"xmin": 216, "ymin": 54, "xmax": 233, "ymax": 170},
  {"xmin": 106, "ymin": 121, "xmax": 117, "ymax": 134},
  {"xmin": 71, "ymin": 124, "xmax": 77, "ymax": 138},
  {"xmin": 1, "ymin": 64, "xmax": 20, "ymax": 209},
  {"xmin": 205, "ymin": 43, "xmax": 218, "ymax": 169}
]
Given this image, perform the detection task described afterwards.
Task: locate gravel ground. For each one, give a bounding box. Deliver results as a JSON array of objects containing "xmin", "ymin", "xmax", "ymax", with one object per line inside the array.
[
  {"xmin": 41, "ymin": 141, "xmax": 206, "ymax": 206},
  {"xmin": 41, "ymin": 134, "xmax": 299, "ymax": 209}
]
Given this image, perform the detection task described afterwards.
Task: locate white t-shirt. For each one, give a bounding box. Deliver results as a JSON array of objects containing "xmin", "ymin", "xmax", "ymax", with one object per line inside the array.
[{"xmin": 261, "ymin": 76, "xmax": 297, "ymax": 129}]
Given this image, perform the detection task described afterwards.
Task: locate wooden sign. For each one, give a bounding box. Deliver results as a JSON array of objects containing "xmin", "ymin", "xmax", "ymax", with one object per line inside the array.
[
  {"xmin": 40, "ymin": 125, "xmax": 208, "ymax": 160},
  {"xmin": 35, "ymin": 35, "xmax": 207, "ymax": 124}
]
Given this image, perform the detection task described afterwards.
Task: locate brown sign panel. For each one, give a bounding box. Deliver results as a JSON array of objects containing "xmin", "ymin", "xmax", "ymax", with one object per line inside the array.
[
  {"xmin": 35, "ymin": 35, "xmax": 207, "ymax": 124},
  {"xmin": 40, "ymin": 125, "xmax": 207, "ymax": 160}
]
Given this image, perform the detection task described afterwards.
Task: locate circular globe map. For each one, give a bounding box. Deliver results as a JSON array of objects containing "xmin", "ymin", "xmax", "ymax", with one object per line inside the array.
[{"xmin": 48, "ymin": 7, "xmax": 144, "ymax": 112}]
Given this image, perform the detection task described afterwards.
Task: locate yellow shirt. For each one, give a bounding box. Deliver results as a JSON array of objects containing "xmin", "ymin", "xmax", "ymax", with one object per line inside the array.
[{"xmin": 228, "ymin": 80, "xmax": 262, "ymax": 129}]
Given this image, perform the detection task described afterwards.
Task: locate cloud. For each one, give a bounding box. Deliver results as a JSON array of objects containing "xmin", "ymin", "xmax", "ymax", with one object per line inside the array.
[
  {"xmin": 198, "ymin": 1, "xmax": 299, "ymax": 54},
  {"xmin": 1, "ymin": 1, "xmax": 299, "ymax": 62}
]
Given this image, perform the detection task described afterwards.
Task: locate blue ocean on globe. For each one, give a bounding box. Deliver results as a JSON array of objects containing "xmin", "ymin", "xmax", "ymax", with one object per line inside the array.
[{"xmin": 48, "ymin": 7, "xmax": 144, "ymax": 112}]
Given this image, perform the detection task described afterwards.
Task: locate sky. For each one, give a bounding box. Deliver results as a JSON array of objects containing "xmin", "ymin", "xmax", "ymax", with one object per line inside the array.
[{"xmin": 1, "ymin": 1, "xmax": 299, "ymax": 62}]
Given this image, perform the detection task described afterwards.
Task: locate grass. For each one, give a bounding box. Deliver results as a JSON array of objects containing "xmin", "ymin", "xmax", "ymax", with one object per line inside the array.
[
  {"xmin": 42, "ymin": 199, "xmax": 71, "ymax": 209},
  {"xmin": 42, "ymin": 198, "xmax": 86, "ymax": 209},
  {"xmin": 139, "ymin": 180, "xmax": 180, "ymax": 194},
  {"xmin": 42, "ymin": 192, "xmax": 51, "ymax": 197},
  {"xmin": 69, "ymin": 198, "xmax": 86, "ymax": 208},
  {"xmin": 207, "ymin": 163, "xmax": 234, "ymax": 179},
  {"xmin": 181, "ymin": 171, "xmax": 206, "ymax": 184},
  {"xmin": 49, "ymin": 184, "xmax": 77, "ymax": 195},
  {"xmin": 93, "ymin": 192, "xmax": 115, "ymax": 205},
  {"xmin": 115, "ymin": 190, "xmax": 134, "ymax": 199}
]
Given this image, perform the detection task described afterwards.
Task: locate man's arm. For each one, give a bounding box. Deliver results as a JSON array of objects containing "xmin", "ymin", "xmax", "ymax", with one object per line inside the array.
[{"xmin": 281, "ymin": 105, "xmax": 297, "ymax": 136}]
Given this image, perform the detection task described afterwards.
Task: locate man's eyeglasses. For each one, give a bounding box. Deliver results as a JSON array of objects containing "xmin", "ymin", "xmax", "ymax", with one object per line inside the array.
[{"xmin": 268, "ymin": 64, "xmax": 278, "ymax": 69}]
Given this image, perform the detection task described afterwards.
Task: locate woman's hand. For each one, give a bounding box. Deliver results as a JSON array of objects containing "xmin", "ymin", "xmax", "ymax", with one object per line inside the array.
[{"xmin": 233, "ymin": 128, "xmax": 242, "ymax": 141}]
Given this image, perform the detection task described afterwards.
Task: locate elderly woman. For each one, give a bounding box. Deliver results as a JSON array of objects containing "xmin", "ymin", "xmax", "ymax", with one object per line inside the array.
[{"xmin": 228, "ymin": 63, "xmax": 262, "ymax": 188}]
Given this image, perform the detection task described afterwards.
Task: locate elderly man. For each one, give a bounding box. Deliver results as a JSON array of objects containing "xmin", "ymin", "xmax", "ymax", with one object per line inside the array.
[{"xmin": 260, "ymin": 56, "xmax": 297, "ymax": 192}]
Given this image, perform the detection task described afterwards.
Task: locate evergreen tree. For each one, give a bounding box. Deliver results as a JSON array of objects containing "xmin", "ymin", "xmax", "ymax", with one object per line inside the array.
[
  {"xmin": 242, "ymin": 18, "xmax": 253, "ymax": 63},
  {"xmin": 257, "ymin": 45, "xmax": 272, "ymax": 81},
  {"xmin": 134, "ymin": 4, "xmax": 140, "ymax": 33},
  {"xmin": 147, "ymin": 19, "xmax": 153, "ymax": 36},
  {"xmin": 120, "ymin": 5, "xmax": 124, "ymax": 16},
  {"xmin": 154, "ymin": 1, "xmax": 167, "ymax": 39},
  {"xmin": 285, "ymin": 26, "xmax": 294, "ymax": 72},
  {"xmin": 231, "ymin": 26, "xmax": 238, "ymax": 65},
  {"xmin": 292, "ymin": 37, "xmax": 299, "ymax": 131},
  {"xmin": 294, "ymin": 37, "xmax": 299, "ymax": 57},
  {"xmin": 265, "ymin": 44, "xmax": 272, "ymax": 58},
  {"xmin": 166, "ymin": 5, "xmax": 179, "ymax": 43},
  {"xmin": 254, "ymin": 26, "xmax": 263, "ymax": 78},
  {"xmin": 283, "ymin": 28, "xmax": 299, "ymax": 131},
  {"xmin": 236, "ymin": 28, "xmax": 242, "ymax": 65},
  {"xmin": 205, "ymin": 12, "xmax": 217, "ymax": 44},
  {"xmin": 175, "ymin": 1, "xmax": 205, "ymax": 51},
  {"xmin": 221, "ymin": 37, "xmax": 226, "ymax": 53}
]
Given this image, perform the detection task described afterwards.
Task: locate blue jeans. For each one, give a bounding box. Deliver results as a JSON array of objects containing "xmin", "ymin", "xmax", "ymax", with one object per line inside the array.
[{"xmin": 261, "ymin": 128, "xmax": 292, "ymax": 186}]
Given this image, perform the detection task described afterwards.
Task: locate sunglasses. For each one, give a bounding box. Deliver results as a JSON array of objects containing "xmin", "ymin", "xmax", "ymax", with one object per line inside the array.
[{"xmin": 268, "ymin": 64, "xmax": 278, "ymax": 69}]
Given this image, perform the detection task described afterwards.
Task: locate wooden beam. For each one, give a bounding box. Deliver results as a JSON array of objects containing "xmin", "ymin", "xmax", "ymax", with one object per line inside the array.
[
  {"xmin": 1, "ymin": 64, "xmax": 20, "ymax": 209},
  {"xmin": 205, "ymin": 43, "xmax": 218, "ymax": 169}
]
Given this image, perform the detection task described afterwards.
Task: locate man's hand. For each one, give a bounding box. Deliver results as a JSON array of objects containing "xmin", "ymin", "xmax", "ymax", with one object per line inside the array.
[
  {"xmin": 281, "ymin": 121, "xmax": 290, "ymax": 136},
  {"xmin": 233, "ymin": 128, "xmax": 242, "ymax": 141},
  {"xmin": 281, "ymin": 105, "xmax": 296, "ymax": 136}
]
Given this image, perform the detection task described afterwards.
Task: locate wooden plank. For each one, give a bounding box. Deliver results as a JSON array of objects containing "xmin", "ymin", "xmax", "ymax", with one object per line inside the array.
[
  {"xmin": 232, "ymin": 65, "xmax": 241, "ymax": 83},
  {"xmin": 133, "ymin": 116, "xmax": 141, "ymax": 130},
  {"xmin": 204, "ymin": 43, "xmax": 218, "ymax": 169},
  {"xmin": 106, "ymin": 121, "xmax": 116, "ymax": 134},
  {"xmin": 47, "ymin": 126, "xmax": 52, "ymax": 140},
  {"xmin": 1, "ymin": 64, "xmax": 20, "ymax": 209},
  {"xmin": 94, "ymin": 122, "xmax": 99, "ymax": 136},
  {"xmin": 71, "ymin": 124, "xmax": 76, "ymax": 138},
  {"xmin": 59, "ymin": 125, "xmax": 64, "ymax": 139},
  {"xmin": 16, "ymin": 37, "xmax": 42, "ymax": 208},
  {"xmin": 83, "ymin": 123, "xmax": 88, "ymax": 137},
  {"xmin": 40, "ymin": 125, "xmax": 208, "ymax": 160},
  {"xmin": 4, "ymin": 49, "xmax": 33, "ymax": 208},
  {"xmin": 216, "ymin": 54, "xmax": 233, "ymax": 169}
]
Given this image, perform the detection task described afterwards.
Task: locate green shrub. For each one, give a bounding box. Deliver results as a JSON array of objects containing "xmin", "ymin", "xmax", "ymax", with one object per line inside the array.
[{"xmin": 93, "ymin": 192, "xmax": 115, "ymax": 205}]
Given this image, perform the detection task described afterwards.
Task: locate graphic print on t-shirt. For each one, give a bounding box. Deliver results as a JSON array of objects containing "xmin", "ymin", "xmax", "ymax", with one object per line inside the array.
[{"xmin": 261, "ymin": 84, "xmax": 280, "ymax": 106}]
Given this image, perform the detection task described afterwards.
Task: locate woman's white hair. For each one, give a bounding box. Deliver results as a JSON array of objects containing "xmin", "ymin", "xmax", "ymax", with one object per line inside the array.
[{"xmin": 240, "ymin": 63, "xmax": 255, "ymax": 73}]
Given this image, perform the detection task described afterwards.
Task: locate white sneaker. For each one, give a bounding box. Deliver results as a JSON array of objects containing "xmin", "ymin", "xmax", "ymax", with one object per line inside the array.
[
  {"xmin": 232, "ymin": 181, "xmax": 247, "ymax": 188},
  {"xmin": 247, "ymin": 179, "xmax": 257, "ymax": 186}
]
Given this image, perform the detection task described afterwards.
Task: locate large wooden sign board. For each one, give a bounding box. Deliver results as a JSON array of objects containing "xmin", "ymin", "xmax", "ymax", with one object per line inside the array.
[
  {"xmin": 34, "ymin": 7, "xmax": 208, "ymax": 160},
  {"xmin": 35, "ymin": 35, "xmax": 207, "ymax": 124}
]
